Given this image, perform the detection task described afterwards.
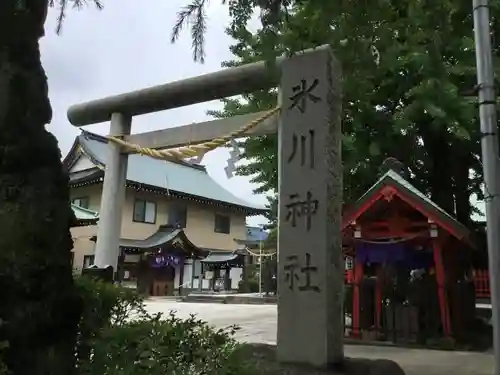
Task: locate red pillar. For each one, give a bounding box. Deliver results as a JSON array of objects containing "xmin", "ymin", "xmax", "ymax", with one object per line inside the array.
[
  {"xmin": 352, "ymin": 260, "xmax": 364, "ymax": 338},
  {"xmin": 432, "ymin": 240, "xmax": 452, "ymax": 336},
  {"xmin": 375, "ymin": 266, "xmax": 383, "ymax": 331}
]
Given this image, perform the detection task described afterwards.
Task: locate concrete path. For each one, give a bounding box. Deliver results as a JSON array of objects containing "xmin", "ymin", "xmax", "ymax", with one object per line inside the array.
[{"xmin": 144, "ymin": 300, "xmax": 493, "ymax": 375}]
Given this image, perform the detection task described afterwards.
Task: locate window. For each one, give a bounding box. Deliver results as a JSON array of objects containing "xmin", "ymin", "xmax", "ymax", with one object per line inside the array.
[
  {"xmin": 133, "ymin": 199, "xmax": 157, "ymax": 224},
  {"xmin": 167, "ymin": 202, "xmax": 187, "ymax": 228},
  {"xmin": 83, "ymin": 255, "xmax": 95, "ymax": 268},
  {"xmin": 72, "ymin": 197, "xmax": 89, "ymax": 209},
  {"xmin": 214, "ymin": 213, "xmax": 231, "ymax": 234}
]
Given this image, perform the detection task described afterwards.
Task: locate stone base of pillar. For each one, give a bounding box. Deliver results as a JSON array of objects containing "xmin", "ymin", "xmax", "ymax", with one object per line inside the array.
[{"xmin": 239, "ymin": 343, "xmax": 406, "ymax": 375}]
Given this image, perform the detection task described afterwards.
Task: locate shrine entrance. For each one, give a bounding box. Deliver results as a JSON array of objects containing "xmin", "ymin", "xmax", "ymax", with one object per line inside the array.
[
  {"xmin": 345, "ymin": 239, "xmax": 441, "ymax": 343},
  {"xmin": 114, "ymin": 225, "xmax": 206, "ymax": 296},
  {"xmin": 200, "ymin": 250, "xmax": 246, "ymax": 292},
  {"xmin": 342, "ymin": 161, "xmax": 476, "ymax": 346},
  {"xmin": 148, "ymin": 261, "xmax": 176, "ymax": 297}
]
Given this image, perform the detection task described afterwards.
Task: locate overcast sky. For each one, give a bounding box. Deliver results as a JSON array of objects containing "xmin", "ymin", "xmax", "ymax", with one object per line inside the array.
[{"xmin": 41, "ymin": 0, "xmax": 267, "ymax": 227}]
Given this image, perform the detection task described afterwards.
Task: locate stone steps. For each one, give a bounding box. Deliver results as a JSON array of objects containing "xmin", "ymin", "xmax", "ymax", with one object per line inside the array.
[{"xmin": 181, "ymin": 294, "xmax": 277, "ymax": 305}]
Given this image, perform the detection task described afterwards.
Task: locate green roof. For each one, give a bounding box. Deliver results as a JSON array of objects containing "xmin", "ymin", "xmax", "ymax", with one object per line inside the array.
[
  {"xmin": 65, "ymin": 132, "xmax": 266, "ymax": 214},
  {"xmin": 71, "ymin": 204, "xmax": 99, "ymax": 221},
  {"xmin": 357, "ymin": 170, "xmax": 457, "ymax": 221},
  {"xmin": 345, "ymin": 169, "xmax": 471, "ymax": 241}
]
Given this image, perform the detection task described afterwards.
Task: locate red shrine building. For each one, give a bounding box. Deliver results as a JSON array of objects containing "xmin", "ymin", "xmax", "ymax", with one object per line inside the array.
[{"xmin": 342, "ymin": 166, "xmax": 476, "ymax": 345}]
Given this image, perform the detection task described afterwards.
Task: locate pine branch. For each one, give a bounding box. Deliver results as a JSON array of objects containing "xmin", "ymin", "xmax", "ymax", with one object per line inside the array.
[
  {"xmin": 170, "ymin": 0, "xmax": 209, "ymax": 63},
  {"xmin": 49, "ymin": 0, "xmax": 104, "ymax": 35}
]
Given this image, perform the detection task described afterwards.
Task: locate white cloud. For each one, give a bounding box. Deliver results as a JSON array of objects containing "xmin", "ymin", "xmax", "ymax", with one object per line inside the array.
[{"xmin": 41, "ymin": 0, "xmax": 268, "ymax": 226}]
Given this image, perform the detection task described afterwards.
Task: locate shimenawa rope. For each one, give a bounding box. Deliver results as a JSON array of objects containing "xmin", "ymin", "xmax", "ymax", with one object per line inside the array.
[{"xmin": 106, "ymin": 107, "xmax": 281, "ymax": 161}]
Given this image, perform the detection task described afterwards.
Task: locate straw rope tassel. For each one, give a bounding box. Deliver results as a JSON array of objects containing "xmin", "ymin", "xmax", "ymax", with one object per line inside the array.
[{"xmin": 107, "ymin": 107, "xmax": 281, "ymax": 161}]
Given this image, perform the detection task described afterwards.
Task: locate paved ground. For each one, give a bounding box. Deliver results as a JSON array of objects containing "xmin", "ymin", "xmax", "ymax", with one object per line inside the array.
[{"xmin": 144, "ymin": 299, "xmax": 494, "ymax": 375}]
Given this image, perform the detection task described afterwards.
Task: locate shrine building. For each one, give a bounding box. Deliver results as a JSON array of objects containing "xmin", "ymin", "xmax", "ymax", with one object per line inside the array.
[
  {"xmin": 64, "ymin": 131, "xmax": 266, "ymax": 296},
  {"xmin": 342, "ymin": 163, "xmax": 476, "ymax": 346}
]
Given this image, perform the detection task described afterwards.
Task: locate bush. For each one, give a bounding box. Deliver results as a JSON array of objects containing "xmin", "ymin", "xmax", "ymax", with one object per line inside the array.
[
  {"xmin": 80, "ymin": 313, "xmax": 256, "ymax": 375},
  {"xmin": 76, "ymin": 276, "xmax": 257, "ymax": 375},
  {"xmin": 74, "ymin": 276, "xmax": 149, "ymax": 368},
  {"xmin": 238, "ymin": 279, "xmax": 259, "ymax": 293},
  {"xmin": 75, "ymin": 275, "xmax": 147, "ymax": 327}
]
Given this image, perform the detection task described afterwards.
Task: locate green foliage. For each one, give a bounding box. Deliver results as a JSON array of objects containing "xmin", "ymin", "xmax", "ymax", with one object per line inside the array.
[
  {"xmin": 80, "ymin": 312, "xmax": 254, "ymax": 375},
  {"xmin": 239, "ymin": 278, "xmax": 259, "ymax": 293},
  {"xmin": 75, "ymin": 275, "xmax": 148, "ymax": 326},
  {"xmin": 75, "ymin": 276, "xmax": 257, "ymax": 375},
  {"xmin": 173, "ymin": 0, "xmax": 494, "ymax": 225},
  {"xmin": 49, "ymin": 0, "xmax": 104, "ymax": 34},
  {"xmin": 74, "ymin": 276, "xmax": 149, "ymax": 368},
  {"xmin": 264, "ymin": 227, "xmax": 277, "ymax": 249}
]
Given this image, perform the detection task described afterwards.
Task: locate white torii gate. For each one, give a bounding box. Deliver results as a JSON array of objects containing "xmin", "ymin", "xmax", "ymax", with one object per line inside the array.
[{"xmin": 67, "ymin": 45, "xmax": 343, "ymax": 368}]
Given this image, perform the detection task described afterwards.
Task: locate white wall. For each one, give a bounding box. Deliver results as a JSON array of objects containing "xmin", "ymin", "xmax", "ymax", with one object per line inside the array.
[{"xmin": 230, "ymin": 268, "xmax": 242, "ymax": 289}]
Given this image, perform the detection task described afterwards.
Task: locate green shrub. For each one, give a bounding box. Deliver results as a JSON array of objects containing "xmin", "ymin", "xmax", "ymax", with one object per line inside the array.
[
  {"xmin": 238, "ymin": 279, "xmax": 259, "ymax": 293},
  {"xmin": 76, "ymin": 276, "xmax": 257, "ymax": 375},
  {"xmin": 75, "ymin": 275, "xmax": 147, "ymax": 325},
  {"xmin": 80, "ymin": 312, "xmax": 256, "ymax": 375},
  {"xmin": 248, "ymin": 279, "xmax": 260, "ymax": 293},
  {"xmin": 74, "ymin": 276, "xmax": 148, "ymax": 367}
]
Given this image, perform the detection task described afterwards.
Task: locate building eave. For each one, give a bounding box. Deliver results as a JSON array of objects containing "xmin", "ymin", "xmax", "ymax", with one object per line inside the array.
[
  {"xmin": 127, "ymin": 180, "xmax": 267, "ymax": 215},
  {"xmin": 108, "ymin": 225, "xmax": 208, "ymax": 258},
  {"xmin": 67, "ymin": 131, "xmax": 267, "ymax": 215},
  {"xmin": 342, "ymin": 171, "xmax": 473, "ymax": 247},
  {"xmin": 68, "ymin": 176, "xmax": 267, "ymax": 215}
]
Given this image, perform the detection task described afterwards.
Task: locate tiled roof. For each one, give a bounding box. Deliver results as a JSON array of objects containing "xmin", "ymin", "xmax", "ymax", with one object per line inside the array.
[
  {"xmin": 119, "ymin": 227, "xmax": 181, "ymax": 249},
  {"xmin": 70, "ymin": 131, "xmax": 266, "ymax": 212},
  {"xmin": 233, "ymin": 226, "xmax": 268, "ymax": 246},
  {"xmin": 200, "ymin": 252, "xmax": 240, "ymax": 263},
  {"xmin": 357, "ymin": 170, "xmax": 459, "ymax": 223},
  {"xmin": 71, "ymin": 204, "xmax": 99, "ymax": 221}
]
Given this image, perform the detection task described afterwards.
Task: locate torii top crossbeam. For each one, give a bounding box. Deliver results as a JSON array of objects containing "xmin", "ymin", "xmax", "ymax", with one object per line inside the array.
[{"xmin": 66, "ymin": 46, "xmax": 329, "ymax": 127}]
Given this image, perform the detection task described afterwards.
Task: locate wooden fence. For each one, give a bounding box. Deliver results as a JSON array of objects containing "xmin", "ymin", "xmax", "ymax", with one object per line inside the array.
[
  {"xmin": 473, "ymin": 269, "xmax": 490, "ymax": 299},
  {"xmin": 344, "ymin": 268, "xmax": 490, "ymax": 300}
]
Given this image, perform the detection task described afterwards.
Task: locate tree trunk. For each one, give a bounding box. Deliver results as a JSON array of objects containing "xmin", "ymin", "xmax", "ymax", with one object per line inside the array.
[
  {"xmin": 0, "ymin": 1, "xmax": 82, "ymax": 374},
  {"xmin": 429, "ymin": 151, "xmax": 455, "ymax": 215},
  {"xmin": 419, "ymin": 125, "xmax": 455, "ymax": 215}
]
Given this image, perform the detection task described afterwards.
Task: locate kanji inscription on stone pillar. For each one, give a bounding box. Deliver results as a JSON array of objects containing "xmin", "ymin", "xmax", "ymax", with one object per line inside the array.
[{"xmin": 277, "ymin": 46, "xmax": 343, "ymax": 367}]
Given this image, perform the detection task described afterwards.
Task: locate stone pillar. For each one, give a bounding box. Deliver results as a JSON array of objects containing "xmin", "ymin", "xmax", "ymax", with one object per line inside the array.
[
  {"xmin": 93, "ymin": 113, "xmax": 131, "ymax": 274},
  {"xmin": 277, "ymin": 46, "xmax": 343, "ymax": 367}
]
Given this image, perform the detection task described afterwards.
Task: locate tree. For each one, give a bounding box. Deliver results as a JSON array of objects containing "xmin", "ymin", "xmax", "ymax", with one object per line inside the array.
[
  {"xmin": 176, "ymin": 0, "xmax": 492, "ymax": 227},
  {"xmin": 0, "ymin": 1, "xmax": 105, "ymax": 374}
]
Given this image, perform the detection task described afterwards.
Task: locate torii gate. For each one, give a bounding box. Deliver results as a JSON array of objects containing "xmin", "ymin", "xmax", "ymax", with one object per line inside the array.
[{"xmin": 67, "ymin": 45, "xmax": 343, "ymax": 368}]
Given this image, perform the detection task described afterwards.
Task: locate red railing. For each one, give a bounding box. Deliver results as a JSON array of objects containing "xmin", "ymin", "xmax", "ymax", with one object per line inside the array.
[{"xmin": 473, "ymin": 269, "xmax": 490, "ymax": 299}]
